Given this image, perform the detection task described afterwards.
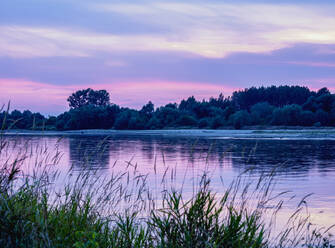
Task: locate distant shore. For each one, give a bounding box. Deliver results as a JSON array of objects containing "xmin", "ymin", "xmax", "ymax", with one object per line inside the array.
[{"xmin": 3, "ymin": 128, "xmax": 335, "ymax": 140}]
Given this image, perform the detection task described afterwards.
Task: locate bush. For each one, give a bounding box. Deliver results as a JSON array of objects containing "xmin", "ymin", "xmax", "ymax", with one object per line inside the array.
[
  {"xmin": 316, "ymin": 109, "xmax": 331, "ymax": 126},
  {"xmin": 128, "ymin": 116, "xmax": 145, "ymax": 130},
  {"xmin": 198, "ymin": 118, "xmax": 210, "ymax": 128},
  {"xmin": 229, "ymin": 110, "xmax": 251, "ymax": 129},
  {"xmin": 300, "ymin": 110, "xmax": 316, "ymax": 126},
  {"xmin": 114, "ymin": 111, "xmax": 131, "ymax": 130},
  {"xmin": 271, "ymin": 104, "xmax": 302, "ymax": 126},
  {"xmin": 175, "ymin": 115, "xmax": 197, "ymax": 127},
  {"xmin": 211, "ymin": 116, "xmax": 225, "ymax": 129},
  {"xmin": 250, "ymin": 102, "xmax": 274, "ymax": 125}
]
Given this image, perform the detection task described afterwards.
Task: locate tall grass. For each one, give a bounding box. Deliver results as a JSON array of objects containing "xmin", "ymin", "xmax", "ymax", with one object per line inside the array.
[{"xmin": 0, "ymin": 110, "xmax": 334, "ymax": 247}]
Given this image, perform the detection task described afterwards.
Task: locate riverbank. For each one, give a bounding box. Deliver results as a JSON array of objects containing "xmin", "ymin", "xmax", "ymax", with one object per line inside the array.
[{"xmin": 3, "ymin": 128, "xmax": 335, "ymax": 140}]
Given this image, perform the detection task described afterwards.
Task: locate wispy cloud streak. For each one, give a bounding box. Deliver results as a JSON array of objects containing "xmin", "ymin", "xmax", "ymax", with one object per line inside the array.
[{"xmin": 1, "ymin": 3, "xmax": 335, "ymax": 59}]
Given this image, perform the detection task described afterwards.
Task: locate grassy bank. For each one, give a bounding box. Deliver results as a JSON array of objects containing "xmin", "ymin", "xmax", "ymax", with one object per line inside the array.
[{"xmin": 0, "ymin": 137, "xmax": 334, "ymax": 247}]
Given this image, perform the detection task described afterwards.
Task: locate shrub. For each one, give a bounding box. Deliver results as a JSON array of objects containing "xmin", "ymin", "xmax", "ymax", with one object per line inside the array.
[
  {"xmin": 250, "ymin": 102, "xmax": 275, "ymax": 125},
  {"xmin": 176, "ymin": 115, "xmax": 197, "ymax": 127},
  {"xmin": 229, "ymin": 110, "xmax": 251, "ymax": 129},
  {"xmin": 198, "ymin": 118, "xmax": 210, "ymax": 128}
]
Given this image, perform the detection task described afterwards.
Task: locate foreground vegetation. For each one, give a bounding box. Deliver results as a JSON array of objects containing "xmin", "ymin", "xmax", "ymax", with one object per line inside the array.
[
  {"xmin": 0, "ymin": 135, "xmax": 334, "ymax": 247},
  {"xmin": 2, "ymin": 85, "xmax": 335, "ymax": 130}
]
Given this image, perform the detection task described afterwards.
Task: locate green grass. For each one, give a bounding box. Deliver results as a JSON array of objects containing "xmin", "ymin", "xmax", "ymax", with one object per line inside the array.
[
  {"xmin": 0, "ymin": 177, "xmax": 268, "ymax": 247},
  {"xmin": 0, "ymin": 171, "xmax": 267, "ymax": 247}
]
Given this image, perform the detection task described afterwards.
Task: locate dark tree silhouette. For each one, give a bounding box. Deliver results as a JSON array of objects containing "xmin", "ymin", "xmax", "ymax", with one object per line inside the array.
[
  {"xmin": 3, "ymin": 85, "xmax": 335, "ymax": 131},
  {"xmin": 67, "ymin": 88, "xmax": 110, "ymax": 109},
  {"xmin": 140, "ymin": 101, "xmax": 154, "ymax": 119}
]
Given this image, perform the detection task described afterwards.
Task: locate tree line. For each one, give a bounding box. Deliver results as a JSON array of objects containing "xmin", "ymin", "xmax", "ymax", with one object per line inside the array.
[{"xmin": 1, "ymin": 85, "xmax": 335, "ymax": 130}]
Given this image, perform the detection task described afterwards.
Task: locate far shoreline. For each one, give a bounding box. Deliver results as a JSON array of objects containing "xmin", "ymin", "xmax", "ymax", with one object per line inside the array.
[{"xmin": 3, "ymin": 127, "xmax": 335, "ymax": 140}]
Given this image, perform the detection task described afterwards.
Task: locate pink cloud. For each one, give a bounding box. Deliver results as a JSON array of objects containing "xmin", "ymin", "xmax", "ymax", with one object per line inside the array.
[
  {"xmin": 0, "ymin": 78, "xmax": 234, "ymax": 115},
  {"xmin": 104, "ymin": 81, "xmax": 234, "ymax": 108},
  {"xmin": 277, "ymin": 77, "xmax": 335, "ymax": 92},
  {"xmin": 302, "ymin": 78, "xmax": 335, "ymax": 92},
  {"xmin": 0, "ymin": 79, "xmax": 73, "ymax": 114}
]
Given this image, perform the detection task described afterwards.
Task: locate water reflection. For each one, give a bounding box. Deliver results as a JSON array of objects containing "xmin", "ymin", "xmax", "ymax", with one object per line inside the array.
[
  {"xmin": 4, "ymin": 135, "xmax": 335, "ymax": 178},
  {"xmin": 69, "ymin": 136, "xmax": 111, "ymax": 170},
  {"xmin": 2, "ymin": 134, "xmax": 335, "ymax": 229},
  {"xmin": 64, "ymin": 136, "xmax": 335, "ymax": 177},
  {"xmin": 228, "ymin": 139, "xmax": 335, "ymax": 176}
]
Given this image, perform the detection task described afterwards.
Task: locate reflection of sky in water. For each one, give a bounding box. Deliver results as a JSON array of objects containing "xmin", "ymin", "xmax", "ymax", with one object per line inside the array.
[{"xmin": 2, "ymin": 135, "xmax": 335, "ymax": 231}]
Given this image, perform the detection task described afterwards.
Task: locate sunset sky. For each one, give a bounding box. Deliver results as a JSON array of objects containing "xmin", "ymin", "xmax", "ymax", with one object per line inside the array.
[{"xmin": 1, "ymin": 0, "xmax": 335, "ymax": 115}]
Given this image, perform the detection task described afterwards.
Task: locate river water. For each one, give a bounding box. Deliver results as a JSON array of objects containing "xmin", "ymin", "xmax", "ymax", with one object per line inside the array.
[{"xmin": 2, "ymin": 133, "xmax": 335, "ymax": 234}]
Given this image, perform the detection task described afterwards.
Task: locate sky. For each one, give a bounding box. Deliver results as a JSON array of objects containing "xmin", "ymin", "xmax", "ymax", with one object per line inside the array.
[{"xmin": 1, "ymin": 0, "xmax": 335, "ymax": 115}]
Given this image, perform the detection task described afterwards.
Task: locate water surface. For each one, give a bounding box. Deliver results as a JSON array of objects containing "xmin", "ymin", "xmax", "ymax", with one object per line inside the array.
[{"xmin": 2, "ymin": 133, "xmax": 335, "ymax": 231}]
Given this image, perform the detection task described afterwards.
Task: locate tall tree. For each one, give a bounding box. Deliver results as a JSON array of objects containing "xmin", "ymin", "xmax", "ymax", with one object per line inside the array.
[
  {"xmin": 140, "ymin": 101, "xmax": 154, "ymax": 119},
  {"xmin": 67, "ymin": 88, "xmax": 110, "ymax": 109}
]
